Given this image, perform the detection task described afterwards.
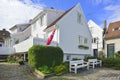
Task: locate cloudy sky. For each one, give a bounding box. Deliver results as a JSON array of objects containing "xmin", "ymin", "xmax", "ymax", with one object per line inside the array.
[
  {"xmin": 0, "ymin": 0, "xmax": 120, "ymax": 30},
  {"xmin": 0, "ymin": 0, "xmax": 44, "ymax": 30}
]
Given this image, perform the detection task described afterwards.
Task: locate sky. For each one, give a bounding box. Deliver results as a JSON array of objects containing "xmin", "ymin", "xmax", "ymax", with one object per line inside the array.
[{"xmin": 0, "ymin": 0, "xmax": 120, "ymax": 30}]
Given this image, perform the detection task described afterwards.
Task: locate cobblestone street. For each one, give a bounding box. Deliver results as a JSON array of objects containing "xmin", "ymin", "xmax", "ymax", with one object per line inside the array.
[
  {"xmin": 0, "ymin": 62, "xmax": 38, "ymax": 80},
  {"xmin": 0, "ymin": 62, "xmax": 120, "ymax": 80}
]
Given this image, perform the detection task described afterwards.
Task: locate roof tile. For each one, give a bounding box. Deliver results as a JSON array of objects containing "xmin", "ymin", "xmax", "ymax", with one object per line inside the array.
[{"xmin": 105, "ymin": 21, "xmax": 120, "ymax": 39}]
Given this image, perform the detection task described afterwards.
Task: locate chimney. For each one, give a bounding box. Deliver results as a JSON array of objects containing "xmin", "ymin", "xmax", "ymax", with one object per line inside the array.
[
  {"xmin": 103, "ymin": 20, "xmax": 107, "ymax": 50},
  {"xmin": 103, "ymin": 20, "xmax": 107, "ymax": 35},
  {"xmin": 104, "ymin": 20, "xmax": 107, "ymax": 29}
]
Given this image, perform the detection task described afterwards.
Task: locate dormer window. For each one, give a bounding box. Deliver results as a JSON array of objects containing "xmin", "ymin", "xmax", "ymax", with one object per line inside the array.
[{"xmin": 112, "ymin": 27, "xmax": 120, "ymax": 31}]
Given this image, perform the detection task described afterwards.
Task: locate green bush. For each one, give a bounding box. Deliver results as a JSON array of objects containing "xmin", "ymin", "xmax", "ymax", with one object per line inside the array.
[
  {"xmin": 84, "ymin": 56, "xmax": 101, "ymax": 61},
  {"xmin": 38, "ymin": 65, "xmax": 53, "ymax": 74},
  {"xmin": 102, "ymin": 58, "xmax": 115, "ymax": 68},
  {"xmin": 114, "ymin": 52, "xmax": 120, "ymax": 58},
  {"xmin": 7, "ymin": 56, "xmax": 16, "ymax": 63},
  {"xmin": 28, "ymin": 45, "xmax": 63, "ymax": 69},
  {"xmin": 98, "ymin": 51, "xmax": 105, "ymax": 58},
  {"xmin": 7, "ymin": 53, "xmax": 23, "ymax": 63},
  {"xmin": 54, "ymin": 63, "xmax": 68, "ymax": 76},
  {"xmin": 114, "ymin": 64, "xmax": 120, "ymax": 70},
  {"xmin": 102, "ymin": 58, "xmax": 120, "ymax": 69}
]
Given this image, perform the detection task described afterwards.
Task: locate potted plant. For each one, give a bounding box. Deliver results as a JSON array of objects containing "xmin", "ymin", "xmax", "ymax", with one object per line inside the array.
[{"xmin": 78, "ymin": 45, "xmax": 89, "ymax": 49}]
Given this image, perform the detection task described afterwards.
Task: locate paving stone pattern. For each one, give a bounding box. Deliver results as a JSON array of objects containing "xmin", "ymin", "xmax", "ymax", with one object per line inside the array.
[
  {"xmin": 0, "ymin": 63, "xmax": 39, "ymax": 80},
  {"xmin": 0, "ymin": 63, "xmax": 120, "ymax": 80}
]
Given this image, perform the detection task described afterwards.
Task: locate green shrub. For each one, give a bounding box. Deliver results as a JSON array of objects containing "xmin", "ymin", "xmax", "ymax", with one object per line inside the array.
[
  {"xmin": 98, "ymin": 51, "xmax": 105, "ymax": 58},
  {"xmin": 102, "ymin": 58, "xmax": 115, "ymax": 67},
  {"xmin": 102, "ymin": 58, "xmax": 120, "ymax": 69},
  {"xmin": 7, "ymin": 53, "xmax": 23, "ymax": 63},
  {"xmin": 38, "ymin": 65, "xmax": 53, "ymax": 74},
  {"xmin": 114, "ymin": 52, "xmax": 120, "ymax": 58},
  {"xmin": 28, "ymin": 45, "xmax": 63, "ymax": 69},
  {"xmin": 114, "ymin": 64, "xmax": 120, "ymax": 70},
  {"xmin": 7, "ymin": 56, "xmax": 16, "ymax": 63},
  {"xmin": 84, "ymin": 56, "xmax": 101, "ymax": 61},
  {"xmin": 54, "ymin": 63, "xmax": 68, "ymax": 76}
]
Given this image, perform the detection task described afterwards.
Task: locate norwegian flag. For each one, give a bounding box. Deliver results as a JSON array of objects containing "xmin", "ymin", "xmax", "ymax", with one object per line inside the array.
[{"xmin": 46, "ymin": 29, "xmax": 56, "ymax": 45}]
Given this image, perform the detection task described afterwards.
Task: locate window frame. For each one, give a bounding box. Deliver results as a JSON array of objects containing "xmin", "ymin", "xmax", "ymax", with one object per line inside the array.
[
  {"xmin": 79, "ymin": 35, "xmax": 88, "ymax": 45},
  {"xmin": 77, "ymin": 12, "xmax": 81, "ymax": 24}
]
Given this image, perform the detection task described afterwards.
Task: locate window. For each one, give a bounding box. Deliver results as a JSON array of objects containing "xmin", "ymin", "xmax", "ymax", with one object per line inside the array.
[
  {"xmin": 40, "ymin": 15, "xmax": 45, "ymax": 26},
  {"xmin": 92, "ymin": 37, "xmax": 99, "ymax": 43},
  {"xmin": 79, "ymin": 36, "xmax": 83, "ymax": 45},
  {"xmin": 84, "ymin": 38, "xmax": 87, "ymax": 44},
  {"xmin": 79, "ymin": 36, "xmax": 88, "ymax": 45},
  {"xmin": 77, "ymin": 12, "xmax": 81, "ymax": 24},
  {"xmin": 66, "ymin": 55, "xmax": 70, "ymax": 61},
  {"xmin": 113, "ymin": 27, "xmax": 120, "ymax": 31},
  {"xmin": 94, "ymin": 38, "xmax": 97, "ymax": 43}
]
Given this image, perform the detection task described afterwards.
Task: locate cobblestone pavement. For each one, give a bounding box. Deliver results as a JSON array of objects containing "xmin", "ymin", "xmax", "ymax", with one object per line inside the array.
[
  {"xmin": 0, "ymin": 62, "xmax": 39, "ymax": 80},
  {"xmin": 0, "ymin": 63, "xmax": 120, "ymax": 80},
  {"xmin": 45, "ymin": 68, "xmax": 120, "ymax": 80}
]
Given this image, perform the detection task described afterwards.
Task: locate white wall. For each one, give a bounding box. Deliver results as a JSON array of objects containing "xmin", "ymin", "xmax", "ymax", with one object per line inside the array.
[
  {"xmin": 105, "ymin": 38, "xmax": 120, "ymax": 56},
  {"xmin": 56, "ymin": 4, "xmax": 92, "ymax": 60},
  {"xmin": 31, "ymin": 19, "xmax": 46, "ymax": 39},
  {"xmin": 33, "ymin": 37, "xmax": 57, "ymax": 46},
  {"xmin": 31, "ymin": 9, "xmax": 64, "ymax": 40},
  {"xmin": 0, "ymin": 47, "xmax": 14, "ymax": 55},
  {"xmin": 88, "ymin": 20, "xmax": 103, "ymax": 50},
  {"xmin": 13, "ymin": 37, "xmax": 33, "ymax": 53},
  {"xmin": 13, "ymin": 37, "xmax": 57, "ymax": 53}
]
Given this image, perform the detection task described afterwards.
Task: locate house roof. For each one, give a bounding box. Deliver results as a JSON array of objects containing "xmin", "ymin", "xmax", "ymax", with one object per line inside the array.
[
  {"xmin": 44, "ymin": 6, "xmax": 74, "ymax": 30},
  {"xmin": 0, "ymin": 29, "xmax": 10, "ymax": 42},
  {"xmin": 105, "ymin": 21, "xmax": 120, "ymax": 39},
  {"xmin": 9, "ymin": 23, "xmax": 30, "ymax": 30}
]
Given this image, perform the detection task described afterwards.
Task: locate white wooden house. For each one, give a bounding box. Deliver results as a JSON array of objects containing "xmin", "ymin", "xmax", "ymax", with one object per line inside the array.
[
  {"xmin": 88, "ymin": 20, "xmax": 103, "ymax": 56},
  {"xmin": 3, "ymin": 3, "xmax": 92, "ymax": 61}
]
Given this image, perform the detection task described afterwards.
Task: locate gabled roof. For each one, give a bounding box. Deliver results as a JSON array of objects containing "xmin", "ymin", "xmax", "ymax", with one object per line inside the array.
[
  {"xmin": 88, "ymin": 20, "xmax": 103, "ymax": 31},
  {"xmin": 105, "ymin": 21, "xmax": 120, "ymax": 39},
  {"xmin": 9, "ymin": 23, "xmax": 30, "ymax": 30},
  {"xmin": 44, "ymin": 6, "xmax": 74, "ymax": 30}
]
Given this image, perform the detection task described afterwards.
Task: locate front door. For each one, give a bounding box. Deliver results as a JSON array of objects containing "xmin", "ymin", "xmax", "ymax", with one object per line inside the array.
[
  {"xmin": 0, "ymin": 44, "xmax": 2, "ymax": 47},
  {"xmin": 93, "ymin": 49, "xmax": 98, "ymax": 57},
  {"xmin": 107, "ymin": 44, "xmax": 114, "ymax": 58}
]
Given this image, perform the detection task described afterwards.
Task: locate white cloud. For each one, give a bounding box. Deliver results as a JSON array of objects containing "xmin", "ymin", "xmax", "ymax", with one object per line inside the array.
[
  {"xmin": 0, "ymin": 0, "xmax": 45, "ymax": 30},
  {"xmin": 104, "ymin": 5, "xmax": 120, "ymax": 23},
  {"xmin": 90, "ymin": 0, "xmax": 114, "ymax": 5}
]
